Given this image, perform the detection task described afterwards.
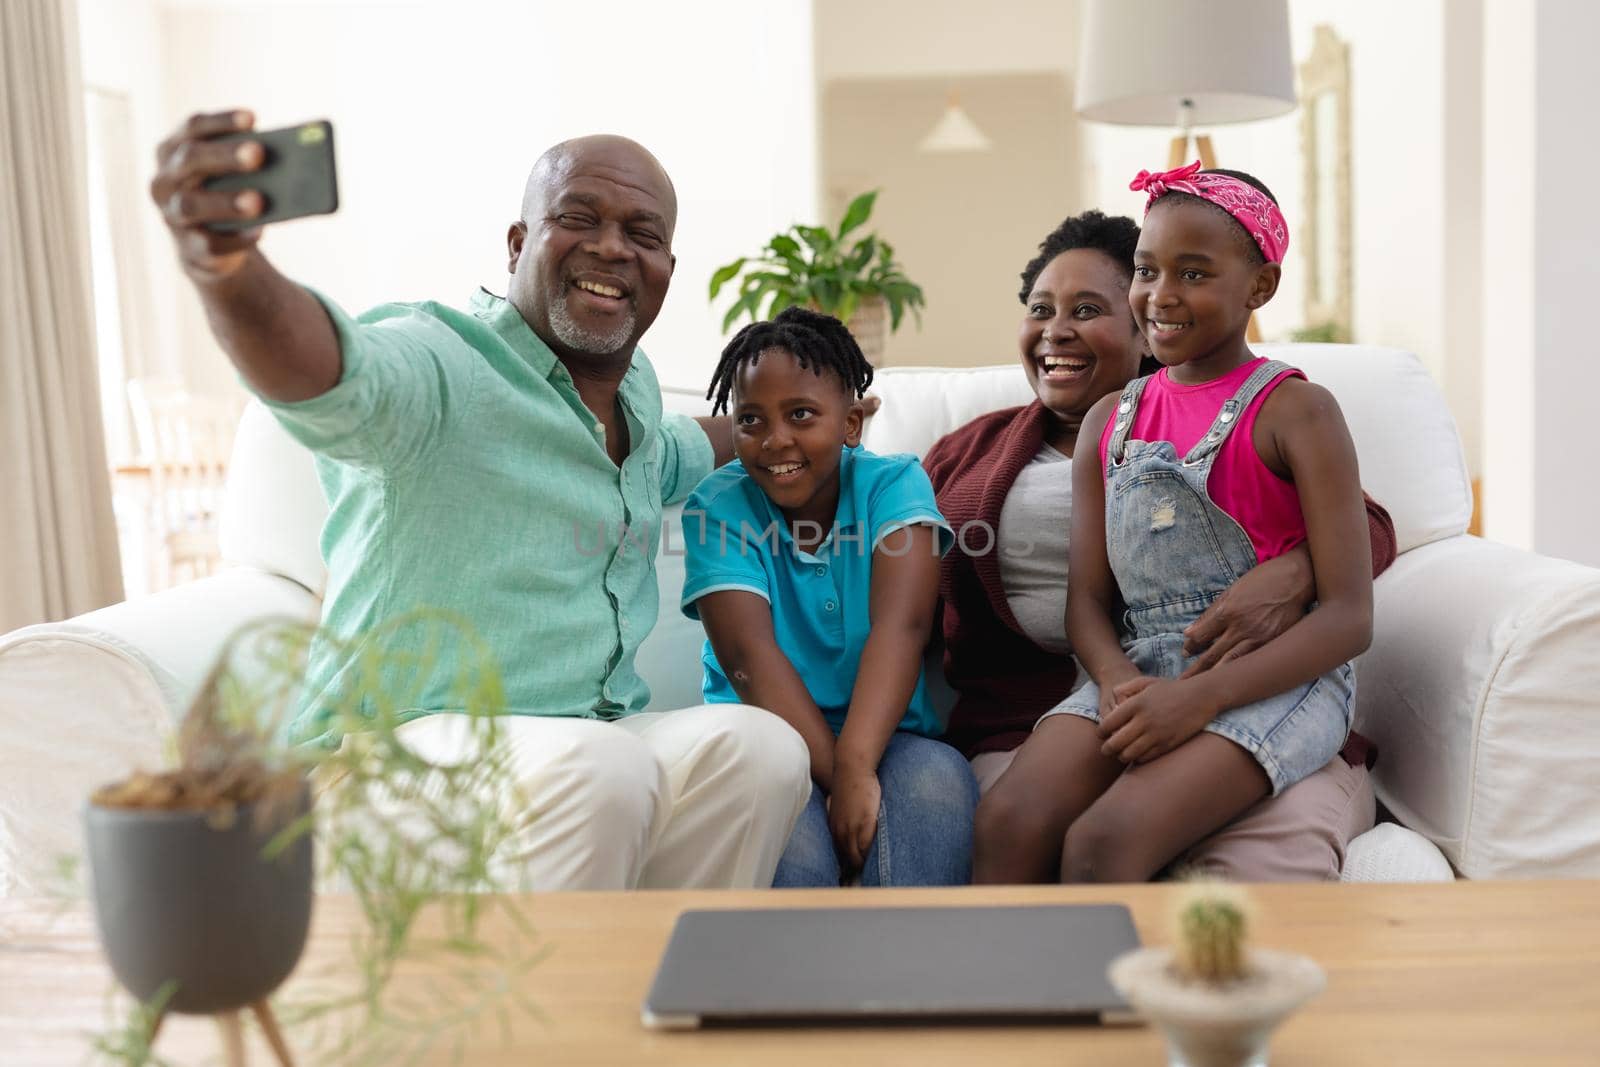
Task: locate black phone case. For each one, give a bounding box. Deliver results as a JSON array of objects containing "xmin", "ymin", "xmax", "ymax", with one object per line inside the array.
[{"xmin": 203, "ymin": 120, "xmax": 338, "ymax": 233}]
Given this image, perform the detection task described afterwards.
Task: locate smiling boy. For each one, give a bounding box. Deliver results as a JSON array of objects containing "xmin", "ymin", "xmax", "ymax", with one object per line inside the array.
[{"xmin": 681, "ymin": 308, "xmax": 977, "ymax": 887}]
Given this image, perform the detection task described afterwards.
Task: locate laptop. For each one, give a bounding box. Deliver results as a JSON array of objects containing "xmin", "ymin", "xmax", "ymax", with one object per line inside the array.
[{"xmin": 641, "ymin": 904, "xmax": 1142, "ymax": 1030}]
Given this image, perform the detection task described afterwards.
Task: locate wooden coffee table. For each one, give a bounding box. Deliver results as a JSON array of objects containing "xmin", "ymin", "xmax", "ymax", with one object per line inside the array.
[{"xmin": 3, "ymin": 880, "xmax": 1597, "ymax": 1065}]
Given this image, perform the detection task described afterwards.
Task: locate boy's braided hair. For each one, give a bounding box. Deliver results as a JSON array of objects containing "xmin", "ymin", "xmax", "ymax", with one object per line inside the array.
[{"xmin": 706, "ymin": 306, "xmax": 874, "ymax": 416}]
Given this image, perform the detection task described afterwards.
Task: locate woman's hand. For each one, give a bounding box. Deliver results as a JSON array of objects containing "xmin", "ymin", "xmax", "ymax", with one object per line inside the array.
[
  {"xmin": 1098, "ymin": 677, "xmax": 1213, "ymax": 764},
  {"xmin": 1180, "ymin": 546, "xmax": 1315, "ymax": 677},
  {"xmin": 826, "ymin": 768, "xmax": 882, "ymax": 881}
]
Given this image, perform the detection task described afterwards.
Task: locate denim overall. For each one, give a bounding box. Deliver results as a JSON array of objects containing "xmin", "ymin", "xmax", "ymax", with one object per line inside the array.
[{"xmin": 1041, "ymin": 360, "xmax": 1354, "ymax": 795}]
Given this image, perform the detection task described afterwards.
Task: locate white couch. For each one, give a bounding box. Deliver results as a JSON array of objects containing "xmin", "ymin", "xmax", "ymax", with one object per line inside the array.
[{"xmin": 5, "ymin": 344, "xmax": 1597, "ymax": 895}]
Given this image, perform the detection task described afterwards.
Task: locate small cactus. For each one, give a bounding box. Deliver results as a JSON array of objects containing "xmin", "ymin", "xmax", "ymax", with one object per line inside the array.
[{"xmin": 1172, "ymin": 883, "xmax": 1251, "ymax": 983}]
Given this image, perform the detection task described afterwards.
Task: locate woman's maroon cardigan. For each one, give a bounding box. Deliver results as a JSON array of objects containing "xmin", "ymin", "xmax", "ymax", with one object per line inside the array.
[{"xmin": 923, "ymin": 399, "xmax": 1398, "ymax": 759}]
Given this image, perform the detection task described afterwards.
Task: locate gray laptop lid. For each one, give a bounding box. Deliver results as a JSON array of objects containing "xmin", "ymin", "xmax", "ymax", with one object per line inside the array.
[{"xmin": 642, "ymin": 904, "xmax": 1140, "ymax": 1029}]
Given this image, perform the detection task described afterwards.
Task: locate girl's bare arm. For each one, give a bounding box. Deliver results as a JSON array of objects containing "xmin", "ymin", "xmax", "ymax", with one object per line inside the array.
[
  {"xmin": 1180, "ymin": 378, "xmax": 1373, "ymax": 716},
  {"xmin": 1066, "ymin": 394, "xmax": 1142, "ymax": 691}
]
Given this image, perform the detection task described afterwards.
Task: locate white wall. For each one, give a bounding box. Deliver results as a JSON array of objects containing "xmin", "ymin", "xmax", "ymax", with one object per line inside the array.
[
  {"xmin": 1481, "ymin": 0, "xmax": 1600, "ymax": 566},
  {"xmin": 815, "ymin": 0, "xmax": 1079, "ymax": 83},
  {"xmin": 814, "ymin": 0, "xmax": 1084, "ymax": 369},
  {"xmin": 821, "ymin": 73, "xmax": 1078, "ymax": 368},
  {"xmin": 77, "ymin": 0, "xmax": 188, "ymax": 453},
  {"xmin": 152, "ymin": 0, "xmax": 817, "ymax": 394}
]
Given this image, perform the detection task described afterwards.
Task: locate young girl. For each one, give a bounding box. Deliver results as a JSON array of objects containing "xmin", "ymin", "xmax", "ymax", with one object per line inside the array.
[
  {"xmin": 680, "ymin": 307, "xmax": 976, "ymax": 887},
  {"xmin": 978, "ymin": 163, "xmax": 1373, "ymax": 883}
]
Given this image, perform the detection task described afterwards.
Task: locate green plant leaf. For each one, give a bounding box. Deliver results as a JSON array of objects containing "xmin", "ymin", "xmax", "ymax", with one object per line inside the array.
[
  {"xmin": 721, "ymin": 289, "xmax": 764, "ymax": 332},
  {"xmin": 836, "ymin": 190, "xmax": 878, "ymax": 240},
  {"xmin": 837, "ymin": 291, "xmax": 859, "ymax": 324},
  {"xmin": 795, "ymin": 225, "xmax": 835, "ymax": 257},
  {"xmin": 707, "ymin": 194, "xmax": 925, "ymax": 334},
  {"xmin": 845, "ymin": 236, "xmax": 878, "ymax": 274},
  {"xmin": 707, "ymin": 258, "xmax": 747, "ymax": 300},
  {"xmin": 809, "ymin": 276, "xmax": 844, "ymax": 316}
]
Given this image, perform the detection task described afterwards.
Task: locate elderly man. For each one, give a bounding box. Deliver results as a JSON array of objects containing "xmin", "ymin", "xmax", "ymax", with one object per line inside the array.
[{"xmin": 149, "ymin": 110, "xmax": 810, "ymax": 890}]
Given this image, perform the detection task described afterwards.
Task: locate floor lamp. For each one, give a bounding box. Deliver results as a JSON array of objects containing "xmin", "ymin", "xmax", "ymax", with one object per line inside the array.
[{"xmin": 1076, "ymin": 0, "xmax": 1298, "ymax": 341}]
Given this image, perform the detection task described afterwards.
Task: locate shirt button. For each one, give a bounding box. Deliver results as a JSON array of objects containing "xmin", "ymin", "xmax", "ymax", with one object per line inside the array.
[
  {"xmin": 824, "ymin": 600, "xmax": 837, "ymax": 613},
  {"xmin": 814, "ymin": 565, "xmax": 827, "ymax": 577},
  {"xmin": 594, "ymin": 422, "xmax": 605, "ymax": 435}
]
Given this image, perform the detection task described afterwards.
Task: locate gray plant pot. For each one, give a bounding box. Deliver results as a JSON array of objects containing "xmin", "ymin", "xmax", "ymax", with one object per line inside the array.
[{"xmin": 84, "ymin": 788, "xmax": 313, "ymax": 1015}]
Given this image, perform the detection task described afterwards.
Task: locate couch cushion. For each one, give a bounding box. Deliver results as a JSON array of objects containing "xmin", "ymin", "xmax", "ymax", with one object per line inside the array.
[
  {"xmin": 0, "ymin": 629, "xmax": 169, "ymax": 896},
  {"xmin": 1357, "ymin": 533, "xmax": 1600, "ymax": 878},
  {"xmin": 220, "ymin": 402, "xmax": 330, "ymax": 596},
  {"xmin": 1270, "ymin": 344, "xmax": 1471, "ymax": 553},
  {"xmin": 861, "ymin": 365, "xmax": 1036, "ymax": 459}
]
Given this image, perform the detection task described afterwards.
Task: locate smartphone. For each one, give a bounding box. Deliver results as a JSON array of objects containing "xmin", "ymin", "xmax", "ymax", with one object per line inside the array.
[{"xmin": 202, "ymin": 120, "xmax": 339, "ymax": 233}]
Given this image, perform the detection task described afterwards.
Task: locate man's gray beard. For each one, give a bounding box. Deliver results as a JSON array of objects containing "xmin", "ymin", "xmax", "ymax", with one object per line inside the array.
[{"xmin": 548, "ymin": 287, "xmax": 637, "ymax": 356}]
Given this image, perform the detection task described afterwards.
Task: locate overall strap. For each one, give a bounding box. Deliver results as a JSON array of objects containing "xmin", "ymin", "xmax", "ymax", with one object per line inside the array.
[
  {"xmin": 1181, "ymin": 360, "xmax": 1296, "ymax": 467},
  {"xmin": 1105, "ymin": 374, "xmax": 1153, "ymax": 472}
]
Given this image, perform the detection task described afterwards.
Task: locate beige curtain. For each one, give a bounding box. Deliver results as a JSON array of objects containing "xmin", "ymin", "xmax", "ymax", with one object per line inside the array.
[{"xmin": 0, "ymin": 0, "xmax": 124, "ymax": 630}]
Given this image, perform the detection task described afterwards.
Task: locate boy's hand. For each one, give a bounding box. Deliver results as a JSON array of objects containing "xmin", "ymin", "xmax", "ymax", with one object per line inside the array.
[
  {"xmin": 826, "ymin": 768, "xmax": 882, "ymax": 880},
  {"xmin": 1098, "ymin": 677, "xmax": 1212, "ymax": 765}
]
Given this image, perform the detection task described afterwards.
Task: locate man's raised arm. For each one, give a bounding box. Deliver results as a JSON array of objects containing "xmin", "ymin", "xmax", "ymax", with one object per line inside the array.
[{"xmin": 150, "ymin": 109, "xmax": 340, "ymax": 402}]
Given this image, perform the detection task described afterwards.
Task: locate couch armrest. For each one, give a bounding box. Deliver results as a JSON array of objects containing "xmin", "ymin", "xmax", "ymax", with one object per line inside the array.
[
  {"xmin": 1356, "ymin": 535, "xmax": 1600, "ymax": 879},
  {"xmin": 0, "ymin": 568, "xmax": 318, "ymax": 897}
]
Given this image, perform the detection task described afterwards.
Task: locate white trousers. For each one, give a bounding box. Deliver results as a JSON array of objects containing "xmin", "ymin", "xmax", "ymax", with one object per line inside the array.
[{"xmin": 392, "ymin": 703, "xmax": 811, "ymax": 890}]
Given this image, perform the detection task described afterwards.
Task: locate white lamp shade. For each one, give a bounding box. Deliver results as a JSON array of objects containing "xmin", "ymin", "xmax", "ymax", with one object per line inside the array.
[{"xmin": 1075, "ymin": 0, "xmax": 1296, "ymax": 126}]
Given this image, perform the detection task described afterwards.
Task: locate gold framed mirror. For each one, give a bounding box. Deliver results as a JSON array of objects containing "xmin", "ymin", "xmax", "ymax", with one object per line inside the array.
[{"xmin": 1298, "ymin": 25, "xmax": 1352, "ymax": 341}]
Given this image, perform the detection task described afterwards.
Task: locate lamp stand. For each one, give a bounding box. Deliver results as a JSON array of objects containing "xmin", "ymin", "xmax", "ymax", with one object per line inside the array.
[{"xmin": 1167, "ymin": 131, "xmax": 1216, "ymax": 170}]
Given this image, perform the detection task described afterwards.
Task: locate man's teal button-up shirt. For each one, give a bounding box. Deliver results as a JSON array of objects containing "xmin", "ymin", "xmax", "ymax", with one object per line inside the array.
[{"xmin": 261, "ymin": 288, "xmax": 714, "ymax": 743}]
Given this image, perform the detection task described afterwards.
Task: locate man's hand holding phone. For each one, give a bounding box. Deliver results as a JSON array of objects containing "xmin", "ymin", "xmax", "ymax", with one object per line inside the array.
[
  {"xmin": 150, "ymin": 110, "xmax": 338, "ymax": 285},
  {"xmin": 149, "ymin": 110, "xmax": 271, "ymax": 282},
  {"xmin": 148, "ymin": 109, "xmax": 344, "ymax": 401}
]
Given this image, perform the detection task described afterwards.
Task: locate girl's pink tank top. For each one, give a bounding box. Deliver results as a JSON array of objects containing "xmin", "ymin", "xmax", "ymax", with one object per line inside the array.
[{"xmin": 1099, "ymin": 357, "xmax": 1305, "ymax": 565}]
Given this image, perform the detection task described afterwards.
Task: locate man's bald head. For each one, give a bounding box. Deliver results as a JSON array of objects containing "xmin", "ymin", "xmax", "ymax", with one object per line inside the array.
[
  {"xmin": 506, "ymin": 134, "xmax": 679, "ymax": 370},
  {"xmin": 520, "ymin": 135, "xmax": 677, "ymax": 238}
]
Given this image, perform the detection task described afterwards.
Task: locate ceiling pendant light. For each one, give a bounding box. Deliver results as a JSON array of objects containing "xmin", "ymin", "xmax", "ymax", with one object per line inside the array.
[{"xmin": 918, "ymin": 90, "xmax": 991, "ymax": 153}]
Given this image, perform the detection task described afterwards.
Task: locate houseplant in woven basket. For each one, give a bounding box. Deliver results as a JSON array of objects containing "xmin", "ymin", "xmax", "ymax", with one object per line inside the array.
[
  {"xmin": 1108, "ymin": 883, "xmax": 1325, "ymax": 1067},
  {"xmin": 85, "ymin": 614, "xmax": 545, "ymax": 1067},
  {"xmin": 709, "ymin": 190, "xmax": 925, "ymax": 366}
]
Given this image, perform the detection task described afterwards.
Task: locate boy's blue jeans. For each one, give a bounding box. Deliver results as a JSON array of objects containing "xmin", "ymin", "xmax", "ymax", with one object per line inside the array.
[{"xmin": 773, "ymin": 731, "xmax": 978, "ymax": 887}]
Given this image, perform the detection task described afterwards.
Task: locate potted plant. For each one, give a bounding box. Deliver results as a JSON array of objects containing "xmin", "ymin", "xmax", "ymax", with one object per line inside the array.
[
  {"xmin": 84, "ymin": 614, "xmax": 546, "ymax": 1067},
  {"xmin": 1108, "ymin": 883, "xmax": 1325, "ymax": 1067},
  {"xmin": 86, "ymin": 627, "xmax": 314, "ymax": 1064},
  {"xmin": 708, "ymin": 190, "xmax": 925, "ymax": 365}
]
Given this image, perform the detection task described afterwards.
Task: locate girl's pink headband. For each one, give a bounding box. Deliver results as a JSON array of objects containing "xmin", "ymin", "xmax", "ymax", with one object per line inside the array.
[{"xmin": 1129, "ymin": 160, "xmax": 1290, "ymax": 265}]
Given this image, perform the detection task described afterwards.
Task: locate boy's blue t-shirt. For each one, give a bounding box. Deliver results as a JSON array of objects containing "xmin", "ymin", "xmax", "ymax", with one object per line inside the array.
[{"xmin": 679, "ymin": 446, "xmax": 955, "ymax": 737}]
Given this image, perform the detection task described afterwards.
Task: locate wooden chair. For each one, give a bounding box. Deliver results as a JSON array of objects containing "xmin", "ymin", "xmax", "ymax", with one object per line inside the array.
[{"xmin": 125, "ymin": 379, "xmax": 242, "ymax": 591}]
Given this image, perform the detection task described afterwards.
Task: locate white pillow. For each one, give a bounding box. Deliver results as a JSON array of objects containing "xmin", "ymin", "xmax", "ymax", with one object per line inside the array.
[{"xmin": 862, "ymin": 365, "xmax": 1036, "ymax": 459}]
